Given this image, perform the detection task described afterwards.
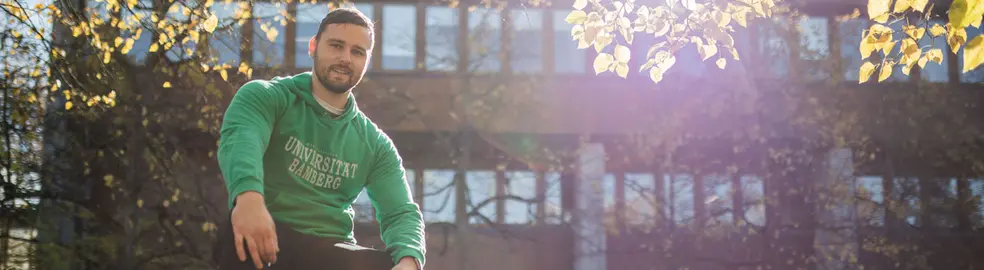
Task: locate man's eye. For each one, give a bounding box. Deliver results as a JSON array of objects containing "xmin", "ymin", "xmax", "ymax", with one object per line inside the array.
[
  {"xmin": 330, "ymin": 44, "xmax": 343, "ymax": 48},
  {"xmin": 353, "ymin": 50, "xmax": 365, "ymax": 56}
]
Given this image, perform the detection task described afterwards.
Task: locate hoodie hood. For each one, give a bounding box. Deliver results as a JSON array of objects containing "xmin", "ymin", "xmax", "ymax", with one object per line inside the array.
[{"xmin": 283, "ymin": 71, "xmax": 359, "ymax": 124}]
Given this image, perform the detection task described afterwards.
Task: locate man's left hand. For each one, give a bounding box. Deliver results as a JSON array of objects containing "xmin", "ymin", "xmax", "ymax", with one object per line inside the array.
[{"xmin": 392, "ymin": 257, "xmax": 419, "ymax": 270}]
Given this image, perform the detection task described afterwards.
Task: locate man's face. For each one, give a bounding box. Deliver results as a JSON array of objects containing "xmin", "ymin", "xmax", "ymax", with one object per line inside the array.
[{"xmin": 309, "ymin": 23, "xmax": 372, "ymax": 94}]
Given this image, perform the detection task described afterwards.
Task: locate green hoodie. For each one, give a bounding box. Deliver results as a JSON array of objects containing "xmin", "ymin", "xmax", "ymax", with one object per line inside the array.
[{"xmin": 216, "ymin": 72, "xmax": 425, "ymax": 267}]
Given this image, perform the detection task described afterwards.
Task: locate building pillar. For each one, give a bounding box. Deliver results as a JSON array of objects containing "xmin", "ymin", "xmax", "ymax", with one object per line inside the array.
[{"xmin": 574, "ymin": 143, "xmax": 607, "ymax": 270}]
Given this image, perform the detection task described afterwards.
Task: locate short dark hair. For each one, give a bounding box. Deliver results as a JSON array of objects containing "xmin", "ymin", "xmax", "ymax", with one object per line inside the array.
[{"xmin": 315, "ymin": 7, "xmax": 375, "ymax": 44}]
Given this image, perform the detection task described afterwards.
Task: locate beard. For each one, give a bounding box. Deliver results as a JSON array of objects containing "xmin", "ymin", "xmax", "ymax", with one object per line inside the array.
[{"xmin": 313, "ymin": 53, "xmax": 359, "ymax": 94}]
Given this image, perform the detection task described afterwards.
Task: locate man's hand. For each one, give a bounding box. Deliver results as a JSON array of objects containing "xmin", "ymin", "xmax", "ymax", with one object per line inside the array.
[
  {"xmin": 231, "ymin": 191, "xmax": 279, "ymax": 269},
  {"xmin": 392, "ymin": 256, "xmax": 420, "ymax": 270}
]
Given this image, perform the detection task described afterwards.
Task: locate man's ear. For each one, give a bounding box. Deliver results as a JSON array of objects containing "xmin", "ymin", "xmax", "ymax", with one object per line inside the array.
[{"xmin": 308, "ymin": 36, "xmax": 317, "ymax": 57}]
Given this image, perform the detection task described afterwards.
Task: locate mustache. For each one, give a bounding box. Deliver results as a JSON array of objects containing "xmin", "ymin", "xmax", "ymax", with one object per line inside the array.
[{"xmin": 326, "ymin": 64, "xmax": 352, "ymax": 73}]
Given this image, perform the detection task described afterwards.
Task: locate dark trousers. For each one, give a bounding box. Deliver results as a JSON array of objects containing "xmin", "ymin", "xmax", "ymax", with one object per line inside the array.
[{"xmin": 213, "ymin": 216, "xmax": 394, "ymax": 270}]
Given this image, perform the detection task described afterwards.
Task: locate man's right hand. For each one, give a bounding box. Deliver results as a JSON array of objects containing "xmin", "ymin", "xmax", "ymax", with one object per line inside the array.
[{"xmin": 231, "ymin": 191, "xmax": 279, "ymax": 269}]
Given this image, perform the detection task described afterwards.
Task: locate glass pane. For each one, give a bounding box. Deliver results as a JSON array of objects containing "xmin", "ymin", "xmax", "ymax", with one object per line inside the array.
[
  {"xmin": 840, "ymin": 18, "xmax": 868, "ymax": 81},
  {"xmin": 510, "ymin": 9, "xmax": 542, "ymax": 73},
  {"xmin": 382, "ymin": 4, "xmax": 416, "ymax": 70},
  {"xmin": 624, "ymin": 173, "xmax": 656, "ymax": 228},
  {"xmin": 799, "ymin": 16, "xmax": 829, "ymax": 60},
  {"xmin": 253, "ymin": 2, "xmax": 287, "ymax": 67},
  {"xmin": 758, "ymin": 20, "xmax": 789, "ymax": 77},
  {"xmin": 423, "ymin": 170, "xmax": 456, "ymax": 223},
  {"xmin": 703, "ymin": 174, "xmax": 733, "ymax": 226},
  {"xmin": 165, "ymin": 1, "xmax": 197, "ymax": 62},
  {"xmin": 741, "ymin": 175, "xmax": 765, "ymax": 227},
  {"xmin": 209, "ymin": 2, "xmax": 244, "ymax": 65},
  {"xmin": 467, "ymin": 171, "xmax": 496, "ymax": 224},
  {"xmin": 553, "ymin": 10, "xmax": 585, "ymax": 74},
  {"xmin": 667, "ymin": 174, "xmax": 695, "ymax": 225},
  {"xmin": 426, "ymin": 6, "xmax": 459, "ymax": 71},
  {"xmin": 123, "ymin": 0, "xmax": 153, "ymax": 64},
  {"xmin": 504, "ymin": 171, "xmax": 537, "ymax": 224},
  {"xmin": 544, "ymin": 172, "xmax": 564, "ymax": 224},
  {"xmin": 468, "ymin": 8, "xmax": 501, "ymax": 72}
]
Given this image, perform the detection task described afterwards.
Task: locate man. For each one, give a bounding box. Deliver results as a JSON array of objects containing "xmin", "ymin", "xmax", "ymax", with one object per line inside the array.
[{"xmin": 213, "ymin": 7, "xmax": 425, "ymax": 270}]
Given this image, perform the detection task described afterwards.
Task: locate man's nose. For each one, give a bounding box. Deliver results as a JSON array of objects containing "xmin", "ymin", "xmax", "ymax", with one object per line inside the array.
[{"xmin": 338, "ymin": 50, "xmax": 352, "ymax": 63}]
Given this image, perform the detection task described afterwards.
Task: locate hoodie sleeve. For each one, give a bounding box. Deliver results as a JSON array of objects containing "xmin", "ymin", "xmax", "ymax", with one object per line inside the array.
[
  {"xmin": 217, "ymin": 81, "xmax": 284, "ymax": 209},
  {"xmin": 364, "ymin": 132, "xmax": 426, "ymax": 268}
]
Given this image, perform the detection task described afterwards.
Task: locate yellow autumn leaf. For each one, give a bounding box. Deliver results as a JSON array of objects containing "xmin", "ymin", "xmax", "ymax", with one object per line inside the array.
[
  {"xmin": 137, "ymin": 199, "xmax": 144, "ymax": 208},
  {"xmin": 716, "ymin": 58, "xmax": 727, "ymax": 69},
  {"xmin": 566, "ymin": 10, "xmax": 588, "ymax": 25},
  {"xmin": 963, "ymin": 35, "xmax": 984, "ymax": 73},
  {"xmin": 859, "ymin": 61, "xmax": 876, "ymax": 83},
  {"xmin": 121, "ymin": 38, "xmax": 134, "ymax": 54},
  {"xmin": 593, "ymin": 53, "xmax": 614, "ymax": 74},
  {"xmin": 912, "ymin": 0, "xmax": 929, "ymax": 12},
  {"xmin": 948, "ymin": 26, "xmax": 967, "ymax": 53},
  {"xmin": 949, "ymin": 0, "xmax": 984, "ymax": 28},
  {"xmin": 929, "ymin": 24, "xmax": 947, "ymax": 37},
  {"xmin": 615, "ymin": 63, "xmax": 629, "ymax": 78},
  {"xmin": 149, "ymin": 43, "xmax": 159, "ymax": 52},
  {"xmin": 901, "ymin": 38, "xmax": 921, "ymax": 67},
  {"xmin": 860, "ymin": 35, "xmax": 877, "ymax": 59},
  {"xmin": 903, "ymin": 25, "xmax": 925, "ymax": 39},
  {"xmin": 927, "ymin": 48, "xmax": 944, "ymax": 64},
  {"xmin": 220, "ymin": 69, "xmax": 228, "ymax": 81},
  {"xmin": 114, "ymin": 36, "xmax": 123, "ymax": 47},
  {"xmin": 203, "ymin": 13, "xmax": 218, "ymax": 33},
  {"xmin": 918, "ymin": 55, "xmax": 930, "ymax": 68},
  {"xmin": 733, "ymin": 8, "xmax": 748, "ymax": 27},
  {"xmin": 65, "ymin": 101, "xmax": 73, "ymax": 110},
  {"xmin": 878, "ymin": 62, "xmax": 893, "ymax": 82},
  {"xmin": 265, "ymin": 28, "xmax": 279, "ymax": 42},
  {"xmin": 894, "ymin": 0, "xmax": 912, "ymax": 13},
  {"xmin": 163, "ymin": 81, "xmax": 172, "ymax": 88},
  {"xmin": 614, "ymin": 44, "xmax": 631, "ymax": 64},
  {"xmin": 699, "ymin": 43, "xmax": 718, "ymax": 61}
]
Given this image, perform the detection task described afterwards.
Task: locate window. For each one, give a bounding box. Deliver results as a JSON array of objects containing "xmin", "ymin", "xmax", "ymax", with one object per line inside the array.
[
  {"xmin": 798, "ymin": 16, "xmax": 830, "ymax": 60},
  {"xmin": 123, "ymin": 0, "xmax": 153, "ymax": 64},
  {"xmin": 892, "ymin": 177, "xmax": 921, "ymax": 226},
  {"xmin": 970, "ymin": 179, "xmax": 984, "ymax": 229},
  {"xmin": 468, "ymin": 8, "xmax": 502, "ymax": 72},
  {"xmin": 839, "ymin": 18, "xmax": 868, "ymax": 81},
  {"xmin": 624, "ymin": 173, "xmax": 656, "ymax": 228},
  {"xmin": 552, "ymin": 10, "xmax": 585, "ymax": 74},
  {"xmin": 959, "ymin": 26, "xmax": 984, "ymax": 83},
  {"xmin": 741, "ymin": 175, "xmax": 765, "ymax": 227},
  {"xmin": 758, "ymin": 20, "xmax": 789, "ymax": 77},
  {"xmin": 666, "ymin": 174, "xmax": 695, "ymax": 225},
  {"xmin": 703, "ymin": 174, "xmax": 733, "ymax": 226},
  {"xmin": 252, "ymin": 2, "xmax": 287, "ymax": 67},
  {"xmin": 510, "ymin": 9, "xmax": 542, "ymax": 73},
  {"xmin": 920, "ymin": 19, "xmax": 950, "ymax": 82},
  {"xmin": 799, "ymin": 16, "xmax": 830, "ymax": 81},
  {"xmin": 423, "ymin": 170, "xmax": 456, "ymax": 223},
  {"xmin": 467, "ymin": 171, "xmax": 496, "ymax": 224},
  {"xmin": 209, "ymin": 2, "xmax": 243, "ymax": 65},
  {"xmin": 426, "ymin": 6, "xmax": 459, "ymax": 71},
  {"xmin": 296, "ymin": 3, "xmax": 373, "ymax": 68},
  {"xmin": 382, "ymin": 4, "xmax": 415, "ymax": 70},
  {"xmin": 504, "ymin": 171, "xmax": 537, "ymax": 224},
  {"xmin": 543, "ymin": 172, "xmax": 564, "ymax": 224}
]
